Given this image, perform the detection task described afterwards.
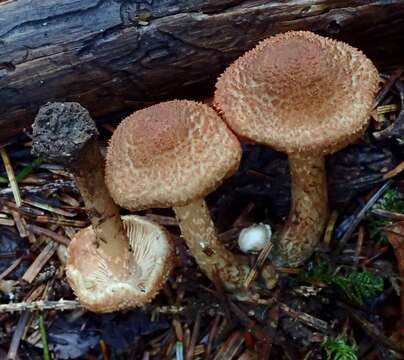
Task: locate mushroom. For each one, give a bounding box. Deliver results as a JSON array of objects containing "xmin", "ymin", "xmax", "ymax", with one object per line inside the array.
[
  {"xmin": 32, "ymin": 102, "xmax": 174, "ymax": 312},
  {"xmin": 105, "ymin": 100, "xmax": 277, "ymax": 292},
  {"xmin": 214, "ymin": 31, "xmax": 379, "ymax": 267},
  {"xmin": 238, "ymin": 223, "xmax": 272, "ymax": 254}
]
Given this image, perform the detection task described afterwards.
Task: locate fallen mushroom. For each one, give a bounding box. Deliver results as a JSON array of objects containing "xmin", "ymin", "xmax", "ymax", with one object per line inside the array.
[
  {"xmin": 215, "ymin": 31, "xmax": 379, "ymax": 266},
  {"xmin": 32, "ymin": 102, "xmax": 174, "ymax": 312},
  {"xmin": 105, "ymin": 100, "xmax": 277, "ymax": 293}
]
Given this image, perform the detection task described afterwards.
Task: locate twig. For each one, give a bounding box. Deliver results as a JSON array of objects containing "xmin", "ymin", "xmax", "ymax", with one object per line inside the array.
[
  {"xmin": 243, "ymin": 241, "xmax": 273, "ymax": 289},
  {"xmin": 334, "ymin": 180, "xmax": 393, "ymax": 256},
  {"xmin": 0, "ymin": 218, "xmax": 14, "ymax": 226},
  {"xmin": 279, "ymin": 303, "xmax": 329, "ymax": 333},
  {"xmin": 262, "ymin": 302, "xmax": 280, "ymax": 359},
  {"xmin": 26, "ymin": 224, "xmax": 70, "ymax": 246},
  {"xmin": 228, "ymin": 302, "xmax": 267, "ymax": 341},
  {"xmin": 0, "ymin": 257, "xmax": 23, "ymax": 281},
  {"xmin": 213, "ymin": 331, "xmax": 244, "ymax": 360},
  {"xmin": 371, "ymin": 208, "xmax": 404, "ymax": 221},
  {"xmin": 383, "ymin": 160, "xmax": 404, "ymax": 179},
  {"xmin": 206, "ymin": 315, "xmax": 221, "ymax": 358},
  {"xmin": 338, "ymin": 302, "xmax": 403, "ymax": 354},
  {"xmin": 11, "ymin": 211, "xmax": 28, "ymax": 238},
  {"xmin": 323, "ymin": 210, "xmax": 338, "ymax": 245},
  {"xmin": 0, "ymin": 300, "xmax": 82, "ymax": 313},
  {"xmin": 373, "ymin": 69, "xmax": 403, "ymax": 108},
  {"xmin": 373, "ymin": 86, "xmax": 404, "ymax": 141},
  {"xmin": 23, "ymin": 198, "xmax": 77, "ymax": 217},
  {"xmin": 22, "ymin": 242, "xmax": 59, "ymax": 284},
  {"xmin": 376, "ymin": 104, "xmax": 399, "ymax": 115},
  {"xmin": 1, "ymin": 200, "xmax": 45, "ymax": 216},
  {"xmin": 7, "ymin": 312, "xmax": 30, "ymax": 360},
  {"xmin": 0, "ymin": 147, "xmax": 22, "ymax": 207},
  {"xmin": 31, "ymin": 216, "xmax": 87, "ymax": 227},
  {"xmin": 7, "ymin": 285, "xmax": 47, "ymax": 359},
  {"xmin": 99, "ymin": 340, "xmax": 109, "ymax": 360},
  {"xmin": 186, "ymin": 311, "xmax": 201, "ymax": 360},
  {"xmin": 145, "ymin": 213, "xmax": 178, "ymax": 226},
  {"xmin": 0, "ymin": 179, "xmax": 77, "ymax": 196},
  {"xmin": 354, "ymin": 226, "xmax": 365, "ymax": 266},
  {"xmin": 58, "ymin": 193, "xmax": 80, "ymax": 207}
]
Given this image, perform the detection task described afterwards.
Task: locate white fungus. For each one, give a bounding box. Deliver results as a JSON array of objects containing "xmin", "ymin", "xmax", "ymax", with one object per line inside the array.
[{"xmin": 238, "ymin": 223, "xmax": 272, "ymax": 254}]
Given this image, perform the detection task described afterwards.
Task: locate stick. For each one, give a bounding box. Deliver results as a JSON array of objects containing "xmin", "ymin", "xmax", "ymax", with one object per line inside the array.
[
  {"xmin": 22, "ymin": 242, "xmax": 59, "ymax": 284},
  {"xmin": 334, "ymin": 180, "xmax": 393, "ymax": 255},
  {"xmin": 0, "ymin": 300, "xmax": 82, "ymax": 313},
  {"xmin": 0, "ymin": 147, "xmax": 22, "ymax": 207}
]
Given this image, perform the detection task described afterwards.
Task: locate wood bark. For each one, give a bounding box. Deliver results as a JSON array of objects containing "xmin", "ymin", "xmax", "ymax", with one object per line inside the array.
[{"xmin": 1, "ymin": 0, "xmax": 404, "ymax": 143}]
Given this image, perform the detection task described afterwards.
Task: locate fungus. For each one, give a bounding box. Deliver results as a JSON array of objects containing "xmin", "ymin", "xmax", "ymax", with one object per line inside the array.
[
  {"xmin": 215, "ymin": 31, "xmax": 379, "ymax": 266},
  {"xmin": 32, "ymin": 102, "xmax": 174, "ymax": 312},
  {"xmin": 238, "ymin": 223, "xmax": 272, "ymax": 254},
  {"xmin": 105, "ymin": 100, "xmax": 276, "ymax": 292}
]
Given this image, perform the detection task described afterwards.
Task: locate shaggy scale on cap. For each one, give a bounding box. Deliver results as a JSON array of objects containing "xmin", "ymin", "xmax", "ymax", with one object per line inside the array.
[
  {"xmin": 215, "ymin": 31, "xmax": 379, "ymax": 155},
  {"xmin": 67, "ymin": 215, "xmax": 174, "ymax": 312},
  {"xmin": 105, "ymin": 100, "xmax": 241, "ymax": 210}
]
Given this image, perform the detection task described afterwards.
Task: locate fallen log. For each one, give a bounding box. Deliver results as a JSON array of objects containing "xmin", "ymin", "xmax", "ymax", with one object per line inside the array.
[{"xmin": 1, "ymin": 0, "xmax": 404, "ymax": 143}]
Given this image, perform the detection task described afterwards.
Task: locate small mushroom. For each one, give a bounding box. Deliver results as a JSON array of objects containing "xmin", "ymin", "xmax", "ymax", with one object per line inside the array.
[
  {"xmin": 32, "ymin": 102, "xmax": 174, "ymax": 312},
  {"xmin": 105, "ymin": 100, "xmax": 276, "ymax": 292},
  {"xmin": 238, "ymin": 223, "xmax": 272, "ymax": 254},
  {"xmin": 215, "ymin": 31, "xmax": 379, "ymax": 266},
  {"xmin": 67, "ymin": 215, "xmax": 173, "ymax": 311}
]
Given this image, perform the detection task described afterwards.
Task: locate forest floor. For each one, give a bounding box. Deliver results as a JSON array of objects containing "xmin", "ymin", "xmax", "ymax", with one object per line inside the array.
[{"xmin": 0, "ymin": 70, "xmax": 403, "ymax": 360}]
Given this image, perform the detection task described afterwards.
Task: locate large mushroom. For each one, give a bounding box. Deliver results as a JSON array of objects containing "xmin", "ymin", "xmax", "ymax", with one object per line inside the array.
[
  {"xmin": 32, "ymin": 102, "xmax": 174, "ymax": 312},
  {"xmin": 105, "ymin": 100, "xmax": 276, "ymax": 293},
  {"xmin": 215, "ymin": 31, "xmax": 379, "ymax": 267}
]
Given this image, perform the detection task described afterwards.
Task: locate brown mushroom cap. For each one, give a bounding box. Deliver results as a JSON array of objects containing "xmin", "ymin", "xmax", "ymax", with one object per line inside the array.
[
  {"xmin": 105, "ymin": 100, "xmax": 241, "ymax": 211},
  {"xmin": 214, "ymin": 31, "xmax": 379, "ymax": 155},
  {"xmin": 66, "ymin": 215, "xmax": 174, "ymax": 312}
]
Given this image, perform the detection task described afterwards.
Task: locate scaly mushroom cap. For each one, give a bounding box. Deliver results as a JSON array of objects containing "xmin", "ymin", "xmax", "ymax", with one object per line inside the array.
[
  {"xmin": 105, "ymin": 100, "xmax": 241, "ymax": 210},
  {"xmin": 66, "ymin": 215, "xmax": 174, "ymax": 312},
  {"xmin": 215, "ymin": 31, "xmax": 379, "ymax": 155}
]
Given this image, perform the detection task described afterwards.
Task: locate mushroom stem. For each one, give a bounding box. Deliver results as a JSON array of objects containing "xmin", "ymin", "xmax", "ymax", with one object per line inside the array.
[
  {"xmin": 274, "ymin": 154, "xmax": 328, "ymax": 267},
  {"xmin": 32, "ymin": 103, "xmax": 130, "ymax": 267},
  {"xmin": 69, "ymin": 140, "xmax": 129, "ymax": 259},
  {"xmin": 173, "ymin": 199, "xmax": 250, "ymax": 291}
]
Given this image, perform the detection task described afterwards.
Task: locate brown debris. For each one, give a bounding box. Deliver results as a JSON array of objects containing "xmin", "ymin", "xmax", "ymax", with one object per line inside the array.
[{"xmin": 22, "ymin": 242, "xmax": 59, "ymax": 284}]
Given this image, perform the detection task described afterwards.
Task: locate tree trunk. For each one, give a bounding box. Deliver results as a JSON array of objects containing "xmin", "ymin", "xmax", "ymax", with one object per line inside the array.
[{"xmin": 1, "ymin": 0, "xmax": 404, "ymax": 143}]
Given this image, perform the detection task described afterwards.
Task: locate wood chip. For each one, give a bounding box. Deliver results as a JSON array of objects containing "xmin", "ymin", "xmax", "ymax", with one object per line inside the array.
[{"xmin": 22, "ymin": 242, "xmax": 58, "ymax": 284}]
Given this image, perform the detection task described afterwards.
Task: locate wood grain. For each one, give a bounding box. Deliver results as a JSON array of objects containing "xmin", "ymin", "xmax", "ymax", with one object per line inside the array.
[{"xmin": 1, "ymin": 0, "xmax": 404, "ymax": 142}]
